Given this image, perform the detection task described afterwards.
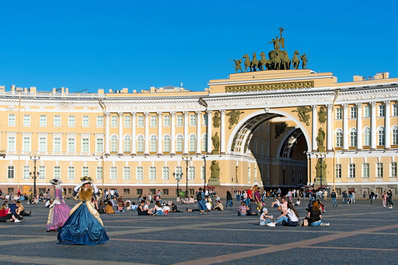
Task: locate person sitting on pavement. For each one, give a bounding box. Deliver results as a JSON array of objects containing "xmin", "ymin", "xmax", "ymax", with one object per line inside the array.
[
  {"xmin": 105, "ymin": 201, "xmax": 115, "ymax": 214},
  {"xmin": 0, "ymin": 203, "xmax": 20, "ymax": 222},
  {"xmin": 16, "ymin": 200, "xmax": 31, "ymax": 217},
  {"xmin": 170, "ymin": 203, "xmax": 182, "ymax": 212},
  {"xmin": 271, "ymin": 198, "xmax": 280, "ymax": 208},
  {"xmin": 205, "ymin": 197, "xmax": 212, "ymax": 212},
  {"xmin": 153, "ymin": 201, "xmax": 164, "ymax": 216},
  {"xmin": 247, "ymin": 199, "xmax": 259, "ymax": 216},
  {"xmin": 214, "ymin": 200, "xmax": 224, "ymax": 211},
  {"xmin": 98, "ymin": 200, "xmax": 106, "ymax": 213},
  {"xmin": 294, "ymin": 198, "xmax": 301, "ymax": 207},
  {"xmin": 237, "ymin": 202, "xmax": 248, "ymax": 216},
  {"xmin": 272, "ymin": 202, "xmax": 299, "ymax": 227},
  {"xmin": 138, "ymin": 200, "xmax": 154, "ymax": 215},
  {"xmin": 8, "ymin": 200, "xmax": 22, "ymax": 221},
  {"xmin": 259, "ymin": 207, "xmax": 274, "ymax": 227}
]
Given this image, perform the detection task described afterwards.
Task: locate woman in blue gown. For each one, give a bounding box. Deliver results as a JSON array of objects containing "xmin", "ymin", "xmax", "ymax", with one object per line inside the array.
[{"xmin": 57, "ymin": 176, "xmax": 109, "ymax": 245}]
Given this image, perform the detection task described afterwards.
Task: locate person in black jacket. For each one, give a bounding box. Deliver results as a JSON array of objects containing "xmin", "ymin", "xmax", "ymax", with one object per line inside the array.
[{"xmin": 225, "ymin": 191, "xmax": 233, "ymax": 210}]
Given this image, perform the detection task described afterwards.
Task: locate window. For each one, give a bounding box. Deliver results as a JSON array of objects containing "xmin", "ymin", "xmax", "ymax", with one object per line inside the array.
[
  {"xmin": 350, "ymin": 107, "xmax": 357, "ymax": 119},
  {"xmin": 378, "ymin": 127, "xmax": 385, "ymax": 146},
  {"xmin": 53, "ymin": 166, "xmax": 60, "ymax": 180},
  {"xmin": 190, "ymin": 114, "xmax": 196, "ymax": 126},
  {"xmin": 188, "ymin": 166, "xmax": 195, "ymax": 180},
  {"xmin": 150, "ymin": 115, "xmax": 156, "ymax": 127},
  {"xmin": 96, "ymin": 138, "xmax": 103, "ymax": 153},
  {"xmin": 150, "ymin": 189, "xmax": 156, "ymax": 195},
  {"xmin": 391, "ymin": 162, "xmax": 397, "ymax": 178},
  {"xmin": 39, "ymin": 137, "xmax": 47, "ymax": 152},
  {"xmin": 68, "ymin": 166, "xmax": 74, "ymax": 180},
  {"xmin": 39, "ymin": 166, "xmax": 46, "ymax": 179},
  {"xmin": 164, "ymin": 115, "xmax": 170, "ymax": 127},
  {"xmin": 22, "ymin": 136, "xmax": 30, "ymax": 152},
  {"xmin": 8, "ymin": 114, "xmax": 16, "ymax": 126},
  {"xmin": 189, "ymin": 135, "xmax": 197, "ymax": 152},
  {"xmin": 377, "ymin": 163, "xmax": 383, "ymax": 178},
  {"xmin": 137, "ymin": 135, "xmax": 144, "ymax": 153},
  {"xmin": 68, "ymin": 137, "xmax": 75, "ymax": 152},
  {"xmin": 393, "ymin": 104, "xmax": 398, "ymax": 116},
  {"xmin": 82, "ymin": 116, "xmax": 89, "ymax": 127},
  {"xmin": 175, "ymin": 166, "xmax": 183, "ymax": 179},
  {"xmin": 163, "ymin": 135, "xmax": 171, "ymax": 152},
  {"xmin": 335, "ymin": 164, "xmax": 342, "ymax": 179},
  {"xmin": 124, "ymin": 115, "xmax": 131, "ymax": 127},
  {"xmin": 82, "ymin": 166, "xmax": 89, "ymax": 177},
  {"xmin": 23, "ymin": 115, "xmax": 31, "ymax": 127},
  {"xmin": 68, "ymin": 115, "xmax": 75, "ymax": 127},
  {"xmin": 393, "ymin": 126, "xmax": 398, "ymax": 145},
  {"xmin": 82, "ymin": 138, "xmax": 90, "ymax": 153},
  {"xmin": 364, "ymin": 127, "xmax": 371, "ymax": 146},
  {"xmin": 136, "ymin": 167, "xmax": 143, "ymax": 180},
  {"xmin": 336, "ymin": 108, "xmax": 342, "ymax": 120},
  {"xmin": 149, "ymin": 167, "xmax": 156, "ymax": 180},
  {"xmin": 123, "ymin": 167, "xmax": 130, "ymax": 180},
  {"xmin": 137, "ymin": 115, "xmax": 144, "ymax": 127},
  {"xmin": 110, "ymin": 167, "xmax": 117, "ymax": 180},
  {"xmin": 53, "ymin": 137, "xmax": 61, "ymax": 152},
  {"xmin": 136, "ymin": 189, "xmax": 143, "ymax": 195},
  {"xmin": 176, "ymin": 135, "xmax": 183, "ymax": 152},
  {"xmin": 8, "ymin": 136, "xmax": 16, "ymax": 152},
  {"xmin": 96, "ymin": 167, "xmax": 103, "ymax": 180},
  {"xmin": 124, "ymin": 135, "xmax": 131, "ymax": 153},
  {"xmin": 54, "ymin": 115, "xmax": 61, "ymax": 127},
  {"xmin": 8, "ymin": 166, "xmax": 14, "ymax": 179},
  {"xmin": 363, "ymin": 163, "xmax": 369, "ymax": 178},
  {"xmin": 123, "ymin": 189, "xmax": 130, "ymax": 195},
  {"xmin": 96, "ymin": 116, "xmax": 103, "ymax": 127},
  {"xmin": 40, "ymin": 115, "xmax": 47, "ymax": 127},
  {"xmin": 349, "ymin": 164, "xmax": 355, "ymax": 178},
  {"xmin": 379, "ymin": 105, "xmax": 385, "ymax": 117},
  {"xmin": 336, "ymin": 129, "xmax": 343, "ymax": 147},
  {"xmin": 177, "ymin": 115, "xmax": 183, "ymax": 126},
  {"xmin": 350, "ymin": 129, "xmax": 357, "ymax": 147},
  {"xmin": 203, "ymin": 113, "xmax": 208, "ymax": 126},
  {"xmin": 202, "ymin": 134, "xmax": 208, "ymax": 152},
  {"xmin": 23, "ymin": 166, "xmax": 30, "ymax": 179},
  {"xmin": 162, "ymin": 167, "xmax": 169, "ymax": 180},
  {"xmin": 162, "ymin": 189, "xmax": 169, "ymax": 195},
  {"xmin": 150, "ymin": 135, "xmax": 157, "ymax": 153},
  {"xmin": 111, "ymin": 115, "xmax": 118, "ymax": 127},
  {"xmin": 111, "ymin": 135, "xmax": 118, "ymax": 152},
  {"xmin": 363, "ymin": 105, "xmax": 371, "ymax": 118}
]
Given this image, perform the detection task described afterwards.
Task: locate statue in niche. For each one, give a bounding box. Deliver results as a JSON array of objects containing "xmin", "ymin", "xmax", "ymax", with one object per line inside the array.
[
  {"xmin": 274, "ymin": 122, "xmax": 287, "ymax": 139},
  {"xmin": 226, "ymin": 110, "xmax": 243, "ymax": 129},
  {"xmin": 316, "ymin": 128, "xmax": 326, "ymax": 152},
  {"xmin": 209, "ymin": 161, "xmax": 220, "ymax": 182},
  {"xmin": 318, "ymin": 106, "xmax": 327, "ymax": 124},
  {"xmin": 213, "ymin": 112, "xmax": 220, "ymax": 128},
  {"xmin": 293, "ymin": 106, "xmax": 312, "ymax": 126},
  {"xmin": 315, "ymin": 158, "xmax": 327, "ymax": 182},
  {"xmin": 212, "ymin": 132, "xmax": 220, "ymax": 152}
]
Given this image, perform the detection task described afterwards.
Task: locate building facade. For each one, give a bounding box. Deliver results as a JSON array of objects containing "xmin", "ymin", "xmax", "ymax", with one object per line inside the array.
[{"xmin": 0, "ymin": 69, "xmax": 397, "ymax": 197}]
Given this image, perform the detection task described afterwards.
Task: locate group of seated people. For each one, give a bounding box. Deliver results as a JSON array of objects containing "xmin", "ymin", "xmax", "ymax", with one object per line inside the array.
[
  {"xmin": 0, "ymin": 200, "xmax": 30, "ymax": 223},
  {"xmin": 137, "ymin": 200, "xmax": 180, "ymax": 215}
]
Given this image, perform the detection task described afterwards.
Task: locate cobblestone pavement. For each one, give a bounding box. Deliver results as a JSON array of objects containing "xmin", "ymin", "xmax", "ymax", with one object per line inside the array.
[{"xmin": 0, "ymin": 198, "xmax": 396, "ymax": 265}]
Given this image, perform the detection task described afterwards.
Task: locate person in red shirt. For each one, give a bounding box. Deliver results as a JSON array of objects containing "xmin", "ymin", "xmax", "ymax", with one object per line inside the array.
[{"xmin": 0, "ymin": 204, "xmax": 19, "ymax": 222}]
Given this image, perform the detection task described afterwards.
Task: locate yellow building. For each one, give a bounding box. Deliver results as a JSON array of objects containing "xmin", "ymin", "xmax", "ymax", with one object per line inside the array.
[{"xmin": 0, "ymin": 69, "xmax": 397, "ymax": 197}]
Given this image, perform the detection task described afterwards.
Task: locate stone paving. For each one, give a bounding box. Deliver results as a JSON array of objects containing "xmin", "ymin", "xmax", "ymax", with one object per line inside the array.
[{"xmin": 0, "ymin": 198, "xmax": 397, "ymax": 265}]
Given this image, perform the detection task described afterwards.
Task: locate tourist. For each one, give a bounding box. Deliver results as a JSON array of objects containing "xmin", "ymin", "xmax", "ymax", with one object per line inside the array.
[
  {"xmin": 8, "ymin": 200, "xmax": 22, "ymax": 221},
  {"xmin": 237, "ymin": 202, "xmax": 248, "ymax": 216},
  {"xmin": 214, "ymin": 200, "xmax": 224, "ymax": 211},
  {"xmin": 259, "ymin": 207, "xmax": 274, "ymax": 227},
  {"xmin": 0, "ymin": 203, "xmax": 19, "ymax": 222},
  {"xmin": 247, "ymin": 199, "xmax": 259, "ymax": 216},
  {"xmin": 369, "ymin": 190, "xmax": 375, "ymax": 204},
  {"xmin": 105, "ymin": 201, "xmax": 115, "ymax": 214},
  {"xmin": 196, "ymin": 188, "xmax": 206, "ymax": 214},
  {"xmin": 306, "ymin": 201, "xmax": 322, "ymax": 226},
  {"xmin": 271, "ymin": 198, "xmax": 280, "ymax": 208},
  {"xmin": 272, "ymin": 202, "xmax": 299, "ymax": 227},
  {"xmin": 225, "ymin": 191, "xmax": 233, "ymax": 210},
  {"xmin": 137, "ymin": 200, "xmax": 151, "ymax": 215},
  {"xmin": 170, "ymin": 203, "xmax": 181, "ymax": 212},
  {"xmin": 294, "ymin": 198, "xmax": 301, "ymax": 207},
  {"xmin": 331, "ymin": 189, "xmax": 338, "ymax": 206},
  {"xmin": 382, "ymin": 191, "xmax": 388, "ymax": 207},
  {"xmin": 342, "ymin": 191, "xmax": 348, "ymax": 204},
  {"xmin": 387, "ymin": 190, "xmax": 393, "ymax": 209},
  {"xmin": 46, "ymin": 179, "xmax": 71, "ymax": 231},
  {"xmin": 153, "ymin": 201, "xmax": 164, "ymax": 216}
]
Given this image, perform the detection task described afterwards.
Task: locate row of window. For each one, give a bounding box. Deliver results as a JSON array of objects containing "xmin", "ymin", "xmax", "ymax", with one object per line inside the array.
[
  {"xmin": 335, "ymin": 126, "xmax": 398, "ymax": 147},
  {"xmin": 7, "ymin": 113, "xmax": 209, "ymax": 128},
  {"xmin": 335, "ymin": 162, "xmax": 397, "ymax": 178},
  {"xmin": 335, "ymin": 103, "xmax": 398, "ymax": 119},
  {"xmin": 6, "ymin": 165, "xmax": 205, "ymax": 180}
]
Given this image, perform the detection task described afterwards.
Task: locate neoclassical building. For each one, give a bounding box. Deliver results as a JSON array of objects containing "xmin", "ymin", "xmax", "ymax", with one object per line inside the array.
[{"xmin": 0, "ymin": 69, "xmax": 397, "ymax": 197}]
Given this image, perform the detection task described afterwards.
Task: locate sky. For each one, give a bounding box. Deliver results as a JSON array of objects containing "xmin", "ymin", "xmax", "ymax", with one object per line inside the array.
[{"xmin": 0, "ymin": 0, "xmax": 397, "ymax": 93}]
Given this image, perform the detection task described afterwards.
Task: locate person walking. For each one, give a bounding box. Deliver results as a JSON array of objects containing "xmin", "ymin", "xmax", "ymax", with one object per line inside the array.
[
  {"xmin": 331, "ymin": 190, "xmax": 338, "ymax": 207},
  {"xmin": 387, "ymin": 190, "xmax": 393, "ymax": 209},
  {"xmin": 225, "ymin": 191, "xmax": 233, "ymax": 210},
  {"xmin": 196, "ymin": 188, "xmax": 206, "ymax": 214}
]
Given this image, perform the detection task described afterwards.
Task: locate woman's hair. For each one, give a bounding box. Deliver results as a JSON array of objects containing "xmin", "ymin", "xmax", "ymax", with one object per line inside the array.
[
  {"xmin": 107, "ymin": 201, "xmax": 113, "ymax": 206},
  {"xmin": 312, "ymin": 201, "xmax": 320, "ymax": 211},
  {"xmin": 125, "ymin": 201, "xmax": 131, "ymax": 207},
  {"xmin": 287, "ymin": 202, "xmax": 299, "ymax": 218},
  {"xmin": 156, "ymin": 201, "xmax": 162, "ymax": 207},
  {"xmin": 241, "ymin": 202, "xmax": 246, "ymax": 206},
  {"xmin": 1, "ymin": 204, "xmax": 6, "ymax": 210}
]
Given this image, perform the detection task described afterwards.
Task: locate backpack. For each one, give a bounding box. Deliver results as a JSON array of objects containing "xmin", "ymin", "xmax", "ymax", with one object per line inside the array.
[{"xmin": 196, "ymin": 191, "xmax": 203, "ymax": 201}]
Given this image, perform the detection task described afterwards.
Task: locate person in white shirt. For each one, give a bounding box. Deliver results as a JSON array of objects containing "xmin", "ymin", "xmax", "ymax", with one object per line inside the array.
[{"xmin": 272, "ymin": 202, "xmax": 299, "ymax": 227}]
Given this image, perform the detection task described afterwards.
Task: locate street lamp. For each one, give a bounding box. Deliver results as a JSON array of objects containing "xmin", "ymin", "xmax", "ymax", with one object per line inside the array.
[
  {"xmin": 202, "ymin": 154, "xmax": 207, "ymax": 191},
  {"xmin": 29, "ymin": 155, "xmax": 40, "ymax": 198},
  {"xmin": 182, "ymin": 155, "xmax": 192, "ymax": 196},
  {"xmin": 315, "ymin": 152, "xmax": 327, "ymax": 189}
]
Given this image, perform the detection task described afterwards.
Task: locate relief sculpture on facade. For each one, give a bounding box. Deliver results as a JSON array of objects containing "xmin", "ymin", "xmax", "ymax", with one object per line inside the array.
[
  {"xmin": 318, "ymin": 106, "xmax": 326, "ymax": 124},
  {"xmin": 292, "ymin": 106, "xmax": 312, "ymax": 126},
  {"xmin": 213, "ymin": 111, "xmax": 220, "ymax": 128},
  {"xmin": 226, "ymin": 110, "xmax": 243, "ymax": 129}
]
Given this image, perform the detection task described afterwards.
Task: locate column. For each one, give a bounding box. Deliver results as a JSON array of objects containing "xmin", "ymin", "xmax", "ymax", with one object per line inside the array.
[
  {"xmin": 326, "ymin": 104, "xmax": 333, "ymax": 151},
  {"xmin": 356, "ymin": 103, "xmax": 362, "ymax": 150},
  {"xmin": 312, "ymin": 105, "xmax": 317, "ymax": 151},
  {"xmin": 131, "ymin": 112, "xmax": 136, "ymax": 155},
  {"xmin": 157, "ymin": 111, "xmax": 163, "ymax": 155},
  {"xmin": 385, "ymin": 101, "xmax": 391, "ymax": 149},
  {"xmin": 196, "ymin": 111, "xmax": 201, "ymax": 154},
  {"xmin": 118, "ymin": 112, "xmax": 123, "ymax": 154},
  {"xmin": 105, "ymin": 112, "xmax": 110, "ymax": 155},
  {"xmin": 171, "ymin": 112, "xmax": 176, "ymax": 155},
  {"xmin": 183, "ymin": 111, "xmax": 189, "ymax": 154},
  {"xmin": 371, "ymin": 102, "xmax": 377, "ymax": 149},
  {"xmin": 207, "ymin": 110, "xmax": 213, "ymax": 153},
  {"xmin": 343, "ymin": 104, "xmax": 349, "ymax": 150},
  {"xmin": 220, "ymin": 110, "xmax": 226, "ymax": 154},
  {"xmin": 144, "ymin": 112, "xmax": 149, "ymax": 155}
]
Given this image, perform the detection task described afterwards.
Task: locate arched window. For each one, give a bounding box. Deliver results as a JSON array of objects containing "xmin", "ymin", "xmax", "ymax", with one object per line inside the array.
[
  {"xmin": 202, "ymin": 134, "xmax": 208, "ymax": 152},
  {"xmin": 150, "ymin": 135, "xmax": 157, "ymax": 153},
  {"xmin": 350, "ymin": 128, "xmax": 357, "ymax": 147},
  {"xmin": 189, "ymin": 134, "xmax": 196, "ymax": 152},
  {"xmin": 176, "ymin": 135, "xmax": 183, "ymax": 152},
  {"xmin": 363, "ymin": 127, "xmax": 371, "ymax": 146},
  {"xmin": 393, "ymin": 126, "xmax": 398, "ymax": 145},
  {"xmin": 163, "ymin": 135, "xmax": 171, "ymax": 152},
  {"xmin": 378, "ymin": 126, "xmax": 385, "ymax": 146},
  {"xmin": 137, "ymin": 135, "xmax": 144, "ymax": 153},
  {"xmin": 335, "ymin": 129, "xmax": 343, "ymax": 147},
  {"xmin": 124, "ymin": 135, "xmax": 131, "ymax": 153},
  {"xmin": 111, "ymin": 135, "xmax": 118, "ymax": 152}
]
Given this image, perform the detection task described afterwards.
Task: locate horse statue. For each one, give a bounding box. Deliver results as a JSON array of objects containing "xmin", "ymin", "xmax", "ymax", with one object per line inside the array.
[
  {"xmin": 258, "ymin": 52, "xmax": 271, "ymax": 71},
  {"xmin": 292, "ymin": 50, "xmax": 300, "ymax": 69},
  {"xmin": 251, "ymin": 52, "xmax": 259, "ymax": 72},
  {"xmin": 280, "ymin": 51, "xmax": 291, "ymax": 70},
  {"xmin": 268, "ymin": 51, "xmax": 281, "ymax": 70},
  {"xmin": 243, "ymin": 54, "xmax": 251, "ymax": 72}
]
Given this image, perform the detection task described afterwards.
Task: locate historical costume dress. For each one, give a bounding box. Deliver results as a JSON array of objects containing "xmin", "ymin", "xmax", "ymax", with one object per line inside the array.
[
  {"xmin": 46, "ymin": 179, "xmax": 71, "ymax": 231},
  {"xmin": 57, "ymin": 177, "xmax": 109, "ymax": 245}
]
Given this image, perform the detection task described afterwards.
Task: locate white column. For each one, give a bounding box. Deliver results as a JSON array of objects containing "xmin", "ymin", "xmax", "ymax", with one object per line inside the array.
[
  {"xmin": 171, "ymin": 112, "xmax": 176, "ymax": 155},
  {"xmin": 220, "ymin": 110, "xmax": 226, "ymax": 154},
  {"xmin": 357, "ymin": 103, "xmax": 362, "ymax": 150},
  {"xmin": 131, "ymin": 112, "xmax": 136, "ymax": 155},
  {"xmin": 312, "ymin": 105, "xmax": 317, "ymax": 151},
  {"xmin": 105, "ymin": 112, "xmax": 110, "ymax": 155},
  {"xmin": 327, "ymin": 104, "xmax": 333, "ymax": 151},
  {"xmin": 144, "ymin": 112, "xmax": 149, "ymax": 155},
  {"xmin": 385, "ymin": 101, "xmax": 391, "ymax": 149},
  {"xmin": 207, "ymin": 110, "xmax": 213, "ymax": 153},
  {"xmin": 371, "ymin": 102, "xmax": 377, "ymax": 149},
  {"xmin": 196, "ymin": 111, "xmax": 201, "ymax": 154},
  {"xmin": 343, "ymin": 104, "xmax": 349, "ymax": 150},
  {"xmin": 183, "ymin": 111, "xmax": 189, "ymax": 154},
  {"xmin": 118, "ymin": 112, "xmax": 123, "ymax": 154},
  {"xmin": 157, "ymin": 111, "xmax": 163, "ymax": 155}
]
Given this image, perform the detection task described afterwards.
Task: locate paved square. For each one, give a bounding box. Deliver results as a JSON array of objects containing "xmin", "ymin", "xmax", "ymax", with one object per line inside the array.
[{"xmin": 0, "ymin": 198, "xmax": 396, "ymax": 265}]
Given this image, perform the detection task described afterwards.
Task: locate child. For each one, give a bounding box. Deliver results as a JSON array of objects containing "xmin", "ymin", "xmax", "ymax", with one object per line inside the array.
[{"xmin": 259, "ymin": 208, "xmax": 275, "ymax": 227}]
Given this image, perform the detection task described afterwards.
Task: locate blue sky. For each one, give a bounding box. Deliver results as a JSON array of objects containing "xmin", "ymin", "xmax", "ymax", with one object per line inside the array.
[{"xmin": 0, "ymin": 0, "xmax": 397, "ymax": 93}]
